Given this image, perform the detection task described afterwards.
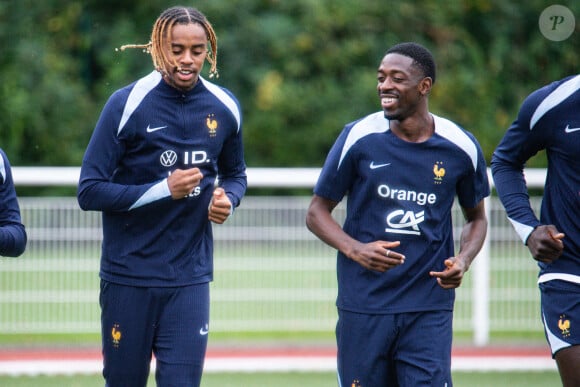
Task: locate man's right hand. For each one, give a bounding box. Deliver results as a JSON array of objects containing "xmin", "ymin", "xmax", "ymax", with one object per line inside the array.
[
  {"xmin": 526, "ymin": 225, "xmax": 565, "ymax": 264},
  {"xmin": 348, "ymin": 240, "xmax": 405, "ymax": 272},
  {"xmin": 167, "ymin": 168, "xmax": 203, "ymax": 199}
]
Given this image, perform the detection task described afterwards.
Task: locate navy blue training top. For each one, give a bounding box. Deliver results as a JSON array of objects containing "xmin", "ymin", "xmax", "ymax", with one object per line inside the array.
[
  {"xmin": 315, "ymin": 112, "xmax": 490, "ymax": 314},
  {"xmin": 0, "ymin": 148, "xmax": 27, "ymax": 257},
  {"xmin": 78, "ymin": 71, "xmax": 247, "ymax": 287},
  {"xmin": 491, "ymin": 74, "xmax": 580, "ymax": 284}
]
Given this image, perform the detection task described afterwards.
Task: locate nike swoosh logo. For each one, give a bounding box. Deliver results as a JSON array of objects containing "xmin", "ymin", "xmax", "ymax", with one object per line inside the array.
[
  {"xmin": 369, "ymin": 162, "xmax": 391, "ymax": 169},
  {"xmin": 199, "ymin": 324, "xmax": 209, "ymax": 335},
  {"xmin": 146, "ymin": 125, "xmax": 168, "ymax": 133},
  {"xmin": 565, "ymin": 125, "xmax": 580, "ymax": 134}
]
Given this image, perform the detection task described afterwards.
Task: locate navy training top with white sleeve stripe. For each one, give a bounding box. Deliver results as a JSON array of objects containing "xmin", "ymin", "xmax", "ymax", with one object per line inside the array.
[
  {"xmin": 491, "ymin": 74, "xmax": 580, "ymax": 284},
  {"xmin": 0, "ymin": 148, "xmax": 27, "ymax": 257},
  {"xmin": 78, "ymin": 71, "xmax": 247, "ymax": 287},
  {"xmin": 314, "ymin": 112, "xmax": 490, "ymax": 314}
]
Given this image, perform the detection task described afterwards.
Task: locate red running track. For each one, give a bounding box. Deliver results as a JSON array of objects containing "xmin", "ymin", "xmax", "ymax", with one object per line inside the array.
[{"xmin": 0, "ymin": 345, "xmax": 556, "ymax": 375}]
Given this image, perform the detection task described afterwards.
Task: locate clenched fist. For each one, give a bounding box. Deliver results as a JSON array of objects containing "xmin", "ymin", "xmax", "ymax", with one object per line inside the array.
[
  {"xmin": 167, "ymin": 168, "xmax": 203, "ymax": 199},
  {"xmin": 208, "ymin": 187, "xmax": 232, "ymax": 224}
]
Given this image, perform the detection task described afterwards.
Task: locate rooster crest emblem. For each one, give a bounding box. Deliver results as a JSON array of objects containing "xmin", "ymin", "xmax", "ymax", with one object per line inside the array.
[
  {"xmin": 433, "ymin": 161, "xmax": 445, "ymax": 184},
  {"xmin": 558, "ymin": 315, "xmax": 571, "ymax": 338},
  {"xmin": 206, "ymin": 114, "xmax": 218, "ymax": 137},
  {"xmin": 111, "ymin": 324, "xmax": 122, "ymax": 347}
]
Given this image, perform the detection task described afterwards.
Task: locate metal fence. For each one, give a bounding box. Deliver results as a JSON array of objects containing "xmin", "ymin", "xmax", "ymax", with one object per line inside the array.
[{"xmin": 0, "ymin": 168, "xmax": 545, "ymax": 345}]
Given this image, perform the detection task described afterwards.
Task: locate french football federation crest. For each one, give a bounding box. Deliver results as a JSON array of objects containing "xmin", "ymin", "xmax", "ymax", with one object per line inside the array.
[
  {"xmin": 433, "ymin": 161, "xmax": 445, "ymax": 184},
  {"xmin": 206, "ymin": 114, "xmax": 218, "ymax": 137},
  {"xmin": 559, "ymin": 315, "xmax": 571, "ymax": 338},
  {"xmin": 111, "ymin": 323, "xmax": 122, "ymax": 347}
]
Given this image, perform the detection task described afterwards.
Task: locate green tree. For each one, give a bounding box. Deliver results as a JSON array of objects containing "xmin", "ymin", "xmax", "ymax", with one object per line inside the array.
[{"xmin": 0, "ymin": 0, "xmax": 577, "ymax": 173}]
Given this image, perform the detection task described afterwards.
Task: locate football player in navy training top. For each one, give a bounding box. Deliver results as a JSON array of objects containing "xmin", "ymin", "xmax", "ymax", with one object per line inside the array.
[
  {"xmin": 491, "ymin": 75, "xmax": 580, "ymax": 387},
  {"xmin": 0, "ymin": 148, "xmax": 26, "ymax": 258},
  {"xmin": 77, "ymin": 6, "xmax": 246, "ymax": 387},
  {"xmin": 306, "ymin": 42, "xmax": 489, "ymax": 386}
]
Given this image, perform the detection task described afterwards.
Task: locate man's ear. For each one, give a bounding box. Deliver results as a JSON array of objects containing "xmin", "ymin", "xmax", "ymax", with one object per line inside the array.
[{"xmin": 420, "ymin": 77, "xmax": 433, "ymax": 96}]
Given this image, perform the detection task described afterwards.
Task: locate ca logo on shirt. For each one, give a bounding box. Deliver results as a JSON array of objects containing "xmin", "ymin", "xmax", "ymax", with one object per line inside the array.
[{"xmin": 385, "ymin": 209, "xmax": 425, "ymax": 235}]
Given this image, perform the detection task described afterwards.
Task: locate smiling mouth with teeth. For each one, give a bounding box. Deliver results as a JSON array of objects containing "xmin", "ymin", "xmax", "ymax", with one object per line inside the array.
[{"xmin": 381, "ymin": 95, "xmax": 399, "ymax": 108}]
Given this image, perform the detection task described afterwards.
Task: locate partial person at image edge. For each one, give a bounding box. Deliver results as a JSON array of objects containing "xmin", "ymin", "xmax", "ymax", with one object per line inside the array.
[
  {"xmin": 0, "ymin": 148, "xmax": 27, "ymax": 257},
  {"xmin": 491, "ymin": 74, "xmax": 580, "ymax": 387}
]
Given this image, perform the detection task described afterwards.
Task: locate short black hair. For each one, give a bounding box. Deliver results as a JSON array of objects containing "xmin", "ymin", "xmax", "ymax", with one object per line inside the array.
[{"xmin": 385, "ymin": 42, "xmax": 436, "ymax": 84}]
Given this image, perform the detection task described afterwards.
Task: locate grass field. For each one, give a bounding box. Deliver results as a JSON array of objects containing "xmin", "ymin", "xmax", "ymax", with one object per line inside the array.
[
  {"xmin": 1, "ymin": 196, "xmax": 554, "ymax": 387},
  {"xmin": 0, "ymin": 250, "xmax": 544, "ymax": 335},
  {"xmin": 2, "ymin": 196, "xmax": 546, "ymax": 336},
  {"xmin": 0, "ymin": 370, "xmax": 561, "ymax": 387}
]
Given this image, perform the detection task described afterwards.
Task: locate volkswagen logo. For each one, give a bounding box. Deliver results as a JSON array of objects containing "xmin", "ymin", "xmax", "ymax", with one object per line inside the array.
[{"xmin": 160, "ymin": 150, "xmax": 178, "ymax": 167}]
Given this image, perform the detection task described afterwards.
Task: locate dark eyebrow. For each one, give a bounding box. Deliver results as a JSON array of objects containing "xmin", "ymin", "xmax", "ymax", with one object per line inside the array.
[{"xmin": 171, "ymin": 43, "xmax": 207, "ymax": 49}]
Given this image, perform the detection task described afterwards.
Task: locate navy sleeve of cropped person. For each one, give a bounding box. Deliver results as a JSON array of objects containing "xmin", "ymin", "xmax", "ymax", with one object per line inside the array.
[
  {"xmin": 491, "ymin": 75, "xmax": 580, "ymax": 245},
  {"xmin": 0, "ymin": 148, "xmax": 27, "ymax": 257}
]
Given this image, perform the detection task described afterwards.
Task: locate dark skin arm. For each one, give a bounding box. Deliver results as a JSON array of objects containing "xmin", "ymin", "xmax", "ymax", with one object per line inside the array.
[
  {"xmin": 306, "ymin": 195, "xmax": 405, "ymax": 272},
  {"xmin": 526, "ymin": 225, "xmax": 565, "ymax": 264},
  {"xmin": 429, "ymin": 199, "xmax": 488, "ymax": 289}
]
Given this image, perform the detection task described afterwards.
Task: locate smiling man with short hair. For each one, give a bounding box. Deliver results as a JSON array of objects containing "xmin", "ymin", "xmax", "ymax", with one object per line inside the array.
[{"xmin": 306, "ymin": 42, "xmax": 489, "ymax": 386}]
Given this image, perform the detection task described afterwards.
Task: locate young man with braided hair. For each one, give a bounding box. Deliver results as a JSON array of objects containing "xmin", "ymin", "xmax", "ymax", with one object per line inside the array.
[
  {"xmin": 307, "ymin": 42, "xmax": 489, "ymax": 386},
  {"xmin": 78, "ymin": 6, "xmax": 246, "ymax": 386}
]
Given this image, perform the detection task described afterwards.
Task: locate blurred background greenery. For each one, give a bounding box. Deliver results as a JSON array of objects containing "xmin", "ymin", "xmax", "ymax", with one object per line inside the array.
[{"xmin": 1, "ymin": 0, "xmax": 577, "ymax": 176}]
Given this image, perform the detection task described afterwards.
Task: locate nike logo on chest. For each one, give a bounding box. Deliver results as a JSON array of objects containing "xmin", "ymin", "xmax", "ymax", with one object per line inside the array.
[
  {"xmin": 369, "ymin": 162, "xmax": 391, "ymax": 170},
  {"xmin": 564, "ymin": 125, "xmax": 580, "ymax": 134},
  {"xmin": 146, "ymin": 125, "xmax": 168, "ymax": 133}
]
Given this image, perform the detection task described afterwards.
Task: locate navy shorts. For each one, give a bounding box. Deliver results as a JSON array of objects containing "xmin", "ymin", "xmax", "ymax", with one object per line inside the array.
[
  {"xmin": 539, "ymin": 280, "xmax": 580, "ymax": 357},
  {"xmin": 336, "ymin": 309, "xmax": 453, "ymax": 387},
  {"xmin": 100, "ymin": 280, "xmax": 210, "ymax": 387}
]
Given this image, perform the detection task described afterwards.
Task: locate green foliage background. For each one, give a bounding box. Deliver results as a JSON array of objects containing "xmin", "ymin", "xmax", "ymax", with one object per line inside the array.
[{"xmin": 1, "ymin": 0, "xmax": 578, "ymax": 169}]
